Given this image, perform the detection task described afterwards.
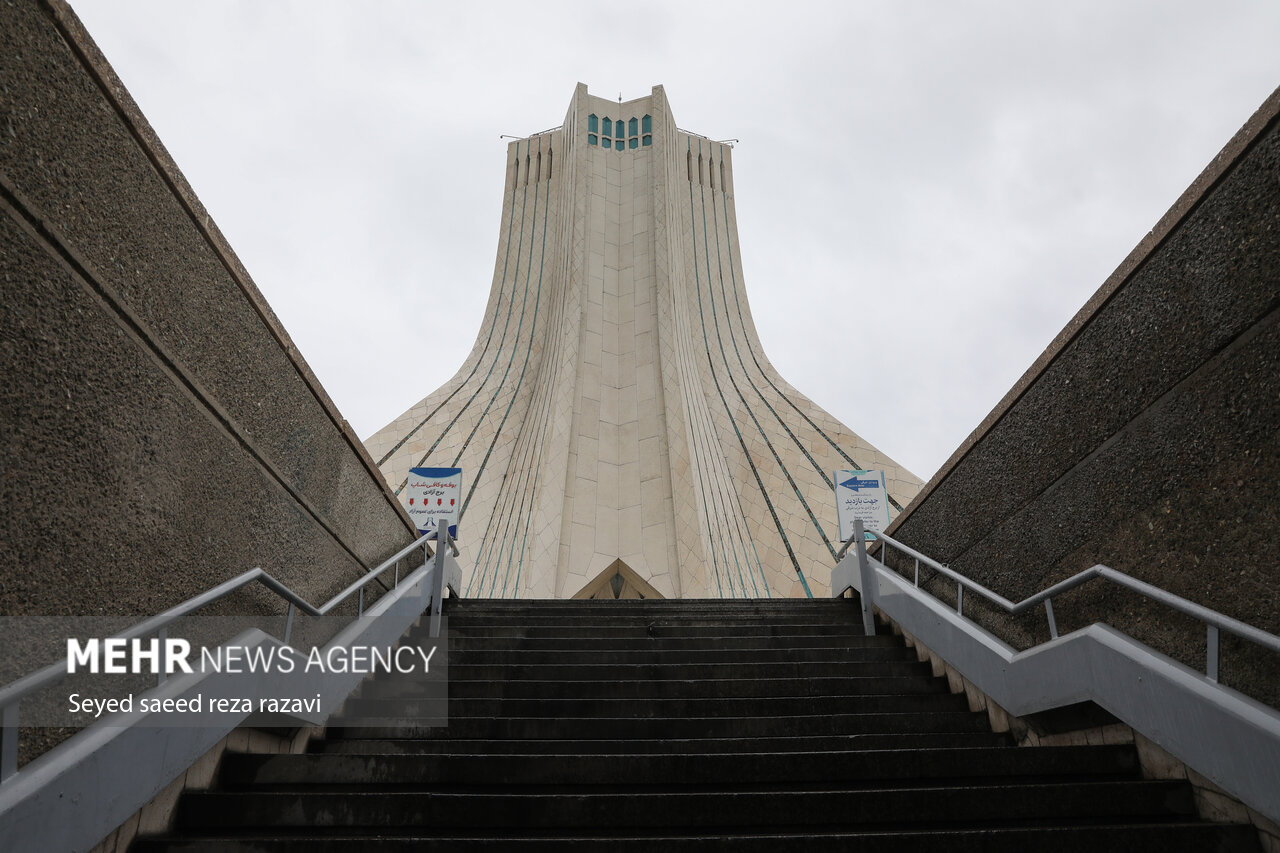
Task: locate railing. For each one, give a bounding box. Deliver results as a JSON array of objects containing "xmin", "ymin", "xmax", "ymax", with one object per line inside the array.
[
  {"xmin": 676, "ymin": 127, "xmax": 716, "ymax": 142},
  {"xmin": 838, "ymin": 520, "xmax": 1280, "ymax": 682},
  {"xmin": 0, "ymin": 528, "xmax": 459, "ymax": 782},
  {"xmin": 831, "ymin": 518, "xmax": 1280, "ymax": 827}
]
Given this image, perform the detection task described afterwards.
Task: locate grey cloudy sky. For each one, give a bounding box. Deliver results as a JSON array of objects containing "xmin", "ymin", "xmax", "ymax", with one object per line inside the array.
[{"xmin": 70, "ymin": 0, "xmax": 1280, "ymax": 482}]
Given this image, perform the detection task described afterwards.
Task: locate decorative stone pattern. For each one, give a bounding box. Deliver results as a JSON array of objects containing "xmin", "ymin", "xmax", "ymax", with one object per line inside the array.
[{"xmin": 365, "ymin": 84, "xmax": 923, "ymax": 598}]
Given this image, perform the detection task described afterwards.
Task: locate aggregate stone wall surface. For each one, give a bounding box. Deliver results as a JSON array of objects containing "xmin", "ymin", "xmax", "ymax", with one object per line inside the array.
[
  {"xmin": 885, "ymin": 85, "xmax": 1280, "ymax": 708},
  {"xmin": 0, "ymin": 0, "xmax": 417, "ymax": 693}
]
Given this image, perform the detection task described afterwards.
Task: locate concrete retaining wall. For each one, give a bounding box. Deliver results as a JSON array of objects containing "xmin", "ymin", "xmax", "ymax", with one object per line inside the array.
[
  {"xmin": 0, "ymin": 0, "xmax": 417, "ymax": 691},
  {"xmin": 886, "ymin": 85, "xmax": 1280, "ymax": 707}
]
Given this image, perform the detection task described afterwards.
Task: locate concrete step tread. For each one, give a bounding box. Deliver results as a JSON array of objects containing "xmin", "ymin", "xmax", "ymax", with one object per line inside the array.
[
  {"xmin": 177, "ymin": 780, "xmax": 1194, "ymax": 829},
  {"xmin": 443, "ymin": 617, "xmax": 869, "ymax": 627},
  {"xmin": 217, "ymin": 744, "xmax": 1139, "ymax": 787},
  {"xmin": 366, "ymin": 676, "xmax": 946, "ymax": 700},
  {"xmin": 440, "ymin": 647, "xmax": 919, "ymax": 663},
  {"xmin": 439, "ymin": 662, "xmax": 932, "ymax": 678},
  {"xmin": 133, "ymin": 822, "xmax": 1264, "ymax": 853},
  {"xmin": 436, "ymin": 625, "xmax": 879, "ymax": 638},
  {"xmin": 312, "ymin": 732, "xmax": 1014, "ymax": 754},
  {"xmin": 325, "ymin": 710, "xmax": 996, "ymax": 740},
  {"xmin": 441, "ymin": 635, "xmax": 903, "ymax": 650},
  {"xmin": 443, "ymin": 600, "xmax": 862, "ymax": 611},
  {"xmin": 342, "ymin": 694, "xmax": 972, "ymax": 718}
]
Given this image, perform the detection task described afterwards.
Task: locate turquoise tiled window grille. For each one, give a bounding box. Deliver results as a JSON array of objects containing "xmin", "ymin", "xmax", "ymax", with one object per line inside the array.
[{"xmin": 586, "ymin": 112, "xmax": 653, "ymax": 152}]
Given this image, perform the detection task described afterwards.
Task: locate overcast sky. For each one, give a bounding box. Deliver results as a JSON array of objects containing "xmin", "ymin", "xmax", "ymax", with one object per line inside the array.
[{"xmin": 70, "ymin": 1, "xmax": 1280, "ymax": 483}]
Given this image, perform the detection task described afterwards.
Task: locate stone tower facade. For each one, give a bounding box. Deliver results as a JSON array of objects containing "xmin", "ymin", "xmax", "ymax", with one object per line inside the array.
[{"xmin": 365, "ymin": 84, "xmax": 922, "ymax": 599}]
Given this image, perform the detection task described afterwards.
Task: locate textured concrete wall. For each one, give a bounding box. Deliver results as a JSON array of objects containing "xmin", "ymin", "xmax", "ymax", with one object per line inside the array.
[
  {"xmin": 0, "ymin": 0, "xmax": 417, "ymax": 653},
  {"xmin": 885, "ymin": 86, "xmax": 1280, "ymax": 707}
]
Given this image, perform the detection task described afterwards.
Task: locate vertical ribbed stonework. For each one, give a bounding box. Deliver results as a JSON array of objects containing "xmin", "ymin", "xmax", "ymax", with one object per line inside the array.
[{"xmin": 365, "ymin": 84, "xmax": 923, "ymax": 599}]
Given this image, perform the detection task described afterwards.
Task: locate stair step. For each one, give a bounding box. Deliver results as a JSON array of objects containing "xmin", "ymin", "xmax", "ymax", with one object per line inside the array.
[
  {"xmin": 324, "ymin": 710, "xmax": 997, "ymax": 740},
  {"xmin": 312, "ymin": 731, "xmax": 1014, "ymax": 754},
  {"xmin": 366, "ymin": 675, "xmax": 945, "ymax": 701},
  {"xmin": 439, "ymin": 645, "xmax": 918, "ymax": 664},
  {"xmin": 341, "ymin": 692, "xmax": 972, "ymax": 719},
  {"xmin": 350, "ymin": 686, "xmax": 967, "ymax": 712},
  {"xmin": 134, "ymin": 822, "xmax": 1263, "ymax": 853},
  {"xmin": 438, "ymin": 661, "xmax": 933, "ymax": 681},
  {"xmin": 443, "ymin": 614, "xmax": 866, "ymax": 627},
  {"xmin": 440, "ymin": 633, "xmax": 901, "ymax": 651},
  {"xmin": 176, "ymin": 779, "xmax": 1193, "ymax": 830},
  {"xmin": 431, "ymin": 624, "xmax": 876, "ymax": 639},
  {"xmin": 217, "ymin": 745, "xmax": 1139, "ymax": 787},
  {"xmin": 444, "ymin": 600, "xmax": 863, "ymax": 615}
]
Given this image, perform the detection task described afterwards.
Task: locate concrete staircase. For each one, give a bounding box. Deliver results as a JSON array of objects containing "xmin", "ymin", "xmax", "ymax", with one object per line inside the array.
[{"xmin": 135, "ymin": 599, "xmax": 1261, "ymax": 851}]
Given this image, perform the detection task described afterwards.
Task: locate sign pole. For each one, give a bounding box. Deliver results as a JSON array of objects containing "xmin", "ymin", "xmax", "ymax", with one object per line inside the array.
[{"xmin": 853, "ymin": 519, "xmax": 877, "ymax": 636}]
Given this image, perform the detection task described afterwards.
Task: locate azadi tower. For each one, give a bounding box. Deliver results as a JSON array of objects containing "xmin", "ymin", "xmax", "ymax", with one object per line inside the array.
[
  {"xmin": 365, "ymin": 84, "xmax": 922, "ymax": 601},
  {"xmin": 5, "ymin": 5, "xmax": 1280, "ymax": 844}
]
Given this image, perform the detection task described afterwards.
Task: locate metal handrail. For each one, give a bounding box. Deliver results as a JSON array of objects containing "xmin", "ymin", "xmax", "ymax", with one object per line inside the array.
[
  {"xmin": 676, "ymin": 127, "xmax": 715, "ymax": 142},
  {"xmin": 839, "ymin": 525, "xmax": 1280, "ymax": 682},
  {"xmin": 0, "ymin": 528, "xmax": 458, "ymax": 779}
]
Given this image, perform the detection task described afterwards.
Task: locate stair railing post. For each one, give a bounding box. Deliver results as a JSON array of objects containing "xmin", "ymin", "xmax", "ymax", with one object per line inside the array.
[
  {"xmin": 428, "ymin": 523, "xmax": 449, "ymax": 638},
  {"xmin": 157, "ymin": 627, "xmax": 168, "ymax": 687},
  {"xmin": 1207, "ymin": 624, "xmax": 1220, "ymax": 682},
  {"xmin": 853, "ymin": 520, "xmax": 877, "ymax": 636},
  {"xmin": 1, "ymin": 703, "xmax": 17, "ymax": 781},
  {"xmin": 283, "ymin": 602, "xmax": 296, "ymax": 646},
  {"xmin": 422, "ymin": 538, "xmax": 432, "ymax": 612}
]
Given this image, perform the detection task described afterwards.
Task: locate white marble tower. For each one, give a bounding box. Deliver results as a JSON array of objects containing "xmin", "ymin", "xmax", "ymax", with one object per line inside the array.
[{"xmin": 365, "ymin": 84, "xmax": 922, "ymax": 599}]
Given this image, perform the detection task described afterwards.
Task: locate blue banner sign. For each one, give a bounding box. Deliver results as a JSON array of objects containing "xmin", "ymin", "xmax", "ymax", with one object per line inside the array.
[{"xmin": 838, "ymin": 475, "xmax": 880, "ymax": 492}]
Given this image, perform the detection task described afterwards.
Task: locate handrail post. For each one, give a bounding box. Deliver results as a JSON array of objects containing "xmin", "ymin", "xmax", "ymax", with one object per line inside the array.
[
  {"xmin": 1207, "ymin": 624, "xmax": 1220, "ymax": 682},
  {"xmin": 1045, "ymin": 598, "xmax": 1059, "ymax": 639},
  {"xmin": 428, "ymin": 524, "xmax": 449, "ymax": 638},
  {"xmin": 852, "ymin": 520, "xmax": 877, "ymax": 637},
  {"xmin": 283, "ymin": 602, "xmax": 296, "ymax": 646},
  {"xmin": 1, "ymin": 703, "xmax": 17, "ymax": 781},
  {"xmin": 157, "ymin": 627, "xmax": 168, "ymax": 687}
]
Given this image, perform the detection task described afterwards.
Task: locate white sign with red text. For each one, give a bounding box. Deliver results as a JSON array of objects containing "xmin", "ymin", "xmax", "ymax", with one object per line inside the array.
[{"xmin": 406, "ymin": 467, "xmax": 462, "ymax": 539}]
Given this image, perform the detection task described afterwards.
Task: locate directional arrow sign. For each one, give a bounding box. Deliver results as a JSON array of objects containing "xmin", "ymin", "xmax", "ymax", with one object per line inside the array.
[
  {"xmin": 834, "ymin": 469, "xmax": 890, "ymax": 542},
  {"xmin": 839, "ymin": 475, "xmax": 881, "ymax": 492}
]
